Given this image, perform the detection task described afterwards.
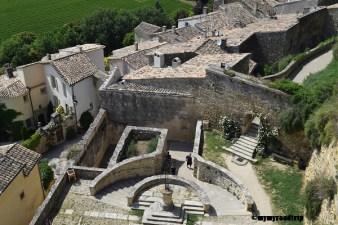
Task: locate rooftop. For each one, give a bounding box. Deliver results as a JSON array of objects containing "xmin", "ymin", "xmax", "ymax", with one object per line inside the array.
[
  {"xmin": 211, "ymin": 13, "xmax": 298, "ymax": 46},
  {"xmin": 110, "ymin": 40, "xmax": 166, "ymax": 59},
  {"xmin": 123, "ymin": 53, "xmax": 248, "ymax": 80},
  {"xmin": 156, "ymin": 26, "xmax": 204, "ymax": 43},
  {"xmin": 52, "ymin": 53, "xmax": 98, "ymax": 86},
  {"xmin": 0, "ymin": 75, "xmax": 28, "ymax": 99},
  {"xmin": 0, "ymin": 144, "xmax": 41, "ymax": 195},
  {"xmin": 134, "ymin": 21, "xmax": 162, "ymax": 35}
]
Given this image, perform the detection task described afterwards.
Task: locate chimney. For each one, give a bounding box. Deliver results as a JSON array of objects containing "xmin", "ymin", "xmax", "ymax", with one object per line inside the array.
[
  {"xmin": 134, "ymin": 42, "xmax": 139, "ymax": 51},
  {"xmin": 172, "ymin": 25, "xmax": 176, "ymax": 34},
  {"xmin": 253, "ymin": 2, "xmax": 257, "ymax": 15},
  {"xmin": 153, "ymin": 52, "xmax": 165, "ymax": 68},
  {"xmin": 78, "ymin": 46, "xmax": 83, "ymax": 52},
  {"xmin": 162, "ymin": 25, "xmax": 167, "ymax": 32},
  {"xmin": 217, "ymin": 39, "xmax": 227, "ymax": 50},
  {"xmin": 4, "ymin": 63, "xmax": 14, "ymax": 79},
  {"xmin": 172, "ymin": 57, "xmax": 182, "ymax": 68},
  {"xmin": 203, "ymin": 6, "xmax": 208, "ymax": 15},
  {"xmin": 46, "ymin": 53, "xmax": 51, "ymax": 60}
]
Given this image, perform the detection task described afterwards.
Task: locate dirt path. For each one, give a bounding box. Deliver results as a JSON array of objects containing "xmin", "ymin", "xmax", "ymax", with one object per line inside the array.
[
  {"xmin": 293, "ymin": 50, "xmax": 333, "ymax": 84},
  {"xmin": 226, "ymin": 157, "xmax": 273, "ymax": 224}
]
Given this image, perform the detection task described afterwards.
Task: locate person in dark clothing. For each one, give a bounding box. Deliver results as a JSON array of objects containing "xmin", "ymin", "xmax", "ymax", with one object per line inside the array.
[
  {"xmin": 171, "ymin": 166, "xmax": 176, "ymax": 175},
  {"xmin": 186, "ymin": 153, "xmax": 192, "ymax": 168},
  {"xmin": 166, "ymin": 151, "xmax": 172, "ymax": 172}
]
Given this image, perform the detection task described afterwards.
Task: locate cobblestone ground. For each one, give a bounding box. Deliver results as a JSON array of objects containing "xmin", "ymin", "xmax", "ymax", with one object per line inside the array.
[{"xmin": 52, "ymin": 180, "xmax": 140, "ymax": 225}]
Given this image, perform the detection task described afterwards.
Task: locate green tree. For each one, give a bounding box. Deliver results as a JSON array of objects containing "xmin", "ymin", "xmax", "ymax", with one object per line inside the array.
[
  {"xmin": 155, "ymin": 0, "xmax": 164, "ymax": 13},
  {"xmin": 174, "ymin": 9, "xmax": 191, "ymax": 24},
  {"xmin": 79, "ymin": 111, "xmax": 94, "ymax": 130},
  {"xmin": 0, "ymin": 104, "xmax": 22, "ymax": 141},
  {"xmin": 39, "ymin": 159, "xmax": 54, "ymax": 190},
  {"xmin": 134, "ymin": 7, "xmax": 173, "ymax": 27},
  {"xmin": 123, "ymin": 32, "xmax": 135, "ymax": 47},
  {"xmin": 0, "ymin": 32, "xmax": 38, "ymax": 67}
]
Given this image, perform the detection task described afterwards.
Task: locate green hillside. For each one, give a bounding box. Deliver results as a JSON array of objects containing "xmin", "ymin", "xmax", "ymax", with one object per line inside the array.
[{"xmin": 0, "ymin": 0, "xmax": 192, "ymax": 42}]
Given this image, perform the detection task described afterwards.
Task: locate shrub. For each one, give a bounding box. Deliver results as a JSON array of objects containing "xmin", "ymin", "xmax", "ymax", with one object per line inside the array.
[
  {"xmin": 39, "ymin": 159, "xmax": 54, "ymax": 190},
  {"xmin": 269, "ymin": 79, "xmax": 304, "ymax": 95},
  {"xmin": 219, "ymin": 116, "xmax": 241, "ymax": 140},
  {"xmin": 79, "ymin": 111, "xmax": 94, "ymax": 130},
  {"xmin": 305, "ymin": 97, "xmax": 338, "ymax": 149},
  {"xmin": 333, "ymin": 42, "xmax": 338, "ymax": 60},
  {"xmin": 257, "ymin": 115, "xmax": 278, "ymax": 155},
  {"xmin": 305, "ymin": 177, "xmax": 337, "ymax": 220},
  {"xmin": 56, "ymin": 105, "xmax": 65, "ymax": 115},
  {"xmin": 22, "ymin": 132, "xmax": 41, "ymax": 150},
  {"xmin": 147, "ymin": 137, "xmax": 159, "ymax": 153},
  {"xmin": 122, "ymin": 32, "xmax": 135, "ymax": 47},
  {"xmin": 66, "ymin": 126, "xmax": 76, "ymax": 140}
]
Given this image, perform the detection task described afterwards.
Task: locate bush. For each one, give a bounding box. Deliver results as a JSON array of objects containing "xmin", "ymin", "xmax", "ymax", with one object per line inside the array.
[
  {"xmin": 56, "ymin": 105, "xmax": 65, "ymax": 115},
  {"xmin": 305, "ymin": 97, "xmax": 338, "ymax": 148},
  {"xmin": 333, "ymin": 42, "xmax": 338, "ymax": 60},
  {"xmin": 122, "ymin": 32, "xmax": 135, "ymax": 47},
  {"xmin": 219, "ymin": 116, "xmax": 241, "ymax": 140},
  {"xmin": 66, "ymin": 126, "xmax": 76, "ymax": 140},
  {"xmin": 305, "ymin": 177, "xmax": 337, "ymax": 220},
  {"xmin": 22, "ymin": 132, "xmax": 41, "ymax": 150},
  {"xmin": 39, "ymin": 159, "xmax": 54, "ymax": 190},
  {"xmin": 147, "ymin": 137, "xmax": 159, "ymax": 153},
  {"xmin": 79, "ymin": 111, "xmax": 94, "ymax": 130},
  {"xmin": 269, "ymin": 79, "xmax": 304, "ymax": 95}
]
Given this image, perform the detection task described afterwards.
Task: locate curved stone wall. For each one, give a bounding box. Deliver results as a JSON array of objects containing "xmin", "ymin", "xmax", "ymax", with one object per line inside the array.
[
  {"xmin": 192, "ymin": 121, "xmax": 255, "ymax": 211},
  {"xmin": 89, "ymin": 128, "xmax": 168, "ymax": 195},
  {"xmin": 126, "ymin": 175, "xmax": 211, "ymax": 211},
  {"xmin": 263, "ymin": 38, "xmax": 334, "ymax": 81}
]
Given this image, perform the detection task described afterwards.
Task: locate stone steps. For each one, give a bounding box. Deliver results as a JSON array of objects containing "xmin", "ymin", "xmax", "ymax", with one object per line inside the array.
[{"xmin": 225, "ymin": 119, "xmax": 260, "ymax": 162}]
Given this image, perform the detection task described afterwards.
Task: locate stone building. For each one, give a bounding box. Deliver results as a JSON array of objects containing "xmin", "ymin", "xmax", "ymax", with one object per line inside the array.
[{"xmin": 0, "ymin": 144, "xmax": 44, "ymax": 225}]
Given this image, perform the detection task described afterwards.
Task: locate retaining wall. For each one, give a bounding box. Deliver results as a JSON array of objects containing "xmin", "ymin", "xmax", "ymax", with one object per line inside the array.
[
  {"xmin": 29, "ymin": 167, "xmax": 104, "ymax": 225},
  {"xmin": 89, "ymin": 128, "xmax": 168, "ymax": 195},
  {"xmin": 75, "ymin": 109, "xmax": 114, "ymax": 167},
  {"xmin": 263, "ymin": 40, "xmax": 334, "ymax": 81},
  {"xmin": 192, "ymin": 121, "xmax": 255, "ymax": 211}
]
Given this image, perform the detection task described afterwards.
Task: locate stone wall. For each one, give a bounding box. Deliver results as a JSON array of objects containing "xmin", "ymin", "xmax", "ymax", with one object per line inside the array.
[
  {"xmin": 304, "ymin": 143, "xmax": 338, "ymax": 225},
  {"xmin": 263, "ymin": 40, "xmax": 334, "ymax": 80},
  {"xmin": 89, "ymin": 128, "xmax": 168, "ymax": 195},
  {"xmin": 29, "ymin": 166, "xmax": 104, "ymax": 225},
  {"xmin": 75, "ymin": 109, "xmax": 114, "ymax": 167},
  {"xmin": 101, "ymin": 67, "xmax": 290, "ymax": 142},
  {"xmin": 192, "ymin": 120, "xmax": 255, "ymax": 211},
  {"xmin": 274, "ymin": 0, "xmax": 318, "ymax": 15},
  {"xmin": 239, "ymin": 8, "xmax": 334, "ymax": 65},
  {"xmin": 108, "ymin": 126, "xmax": 166, "ymax": 167}
]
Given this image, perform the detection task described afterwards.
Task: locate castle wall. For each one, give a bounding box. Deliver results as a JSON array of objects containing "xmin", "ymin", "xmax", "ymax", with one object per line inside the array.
[
  {"xmin": 100, "ymin": 67, "xmax": 290, "ymax": 142},
  {"xmin": 238, "ymin": 8, "xmax": 334, "ymax": 65}
]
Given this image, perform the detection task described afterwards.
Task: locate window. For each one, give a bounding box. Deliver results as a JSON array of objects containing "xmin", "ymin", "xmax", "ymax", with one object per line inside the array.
[
  {"xmin": 53, "ymin": 96, "xmax": 59, "ymax": 106},
  {"xmin": 51, "ymin": 76, "xmax": 58, "ymax": 91},
  {"xmin": 62, "ymin": 83, "xmax": 67, "ymax": 97},
  {"xmin": 23, "ymin": 95, "xmax": 28, "ymax": 103},
  {"xmin": 40, "ymin": 87, "xmax": 46, "ymax": 94},
  {"xmin": 20, "ymin": 191, "xmax": 25, "ymax": 200}
]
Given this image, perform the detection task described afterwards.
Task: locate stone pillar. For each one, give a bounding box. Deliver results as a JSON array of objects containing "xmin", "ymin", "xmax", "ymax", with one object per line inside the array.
[{"xmin": 161, "ymin": 188, "xmax": 174, "ymax": 211}]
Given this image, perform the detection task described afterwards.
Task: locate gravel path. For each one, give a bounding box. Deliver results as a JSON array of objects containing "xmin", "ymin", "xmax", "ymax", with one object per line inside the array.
[
  {"xmin": 293, "ymin": 50, "xmax": 333, "ymax": 84},
  {"xmin": 226, "ymin": 157, "xmax": 273, "ymax": 225}
]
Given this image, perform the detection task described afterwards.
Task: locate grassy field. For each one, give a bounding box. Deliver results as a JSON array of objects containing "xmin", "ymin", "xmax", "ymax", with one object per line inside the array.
[
  {"xmin": 0, "ymin": 0, "xmax": 192, "ymax": 43},
  {"xmin": 203, "ymin": 130, "xmax": 232, "ymax": 168},
  {"xmin": 255, "ymin": 160, "xmax": 305, "ymax": 225}
]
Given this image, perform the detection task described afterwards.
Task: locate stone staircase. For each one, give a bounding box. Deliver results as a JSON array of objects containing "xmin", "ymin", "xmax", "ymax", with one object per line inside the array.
[
  {"xmin": 226, "ymin": 118, "xmax": 260, "ymax": 162},
  {"xmin": 136, "ymin": 199, "xmax": 205, "ymax": 225}
]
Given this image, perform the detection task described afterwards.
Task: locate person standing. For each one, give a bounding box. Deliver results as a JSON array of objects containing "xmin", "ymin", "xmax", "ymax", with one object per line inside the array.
[{"xmin": 186, "ymin": 153, "xmax": 192, "ymax": 168}]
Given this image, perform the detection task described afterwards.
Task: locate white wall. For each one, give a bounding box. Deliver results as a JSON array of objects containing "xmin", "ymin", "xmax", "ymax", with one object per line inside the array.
[
  {"xmin": 43, "ymin": 64, "xmax": 99, "ymax": 121},
  {"xmin": 43, "ymin": 64, "xmax": 74, "ymax": 114},
  {"xmin": 73, "ymin": 77, "xmax": 99, "ymax": 120},
  {"xmin": 86, "ymin": 48, "xmax": 105, "ymax": 71}
]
